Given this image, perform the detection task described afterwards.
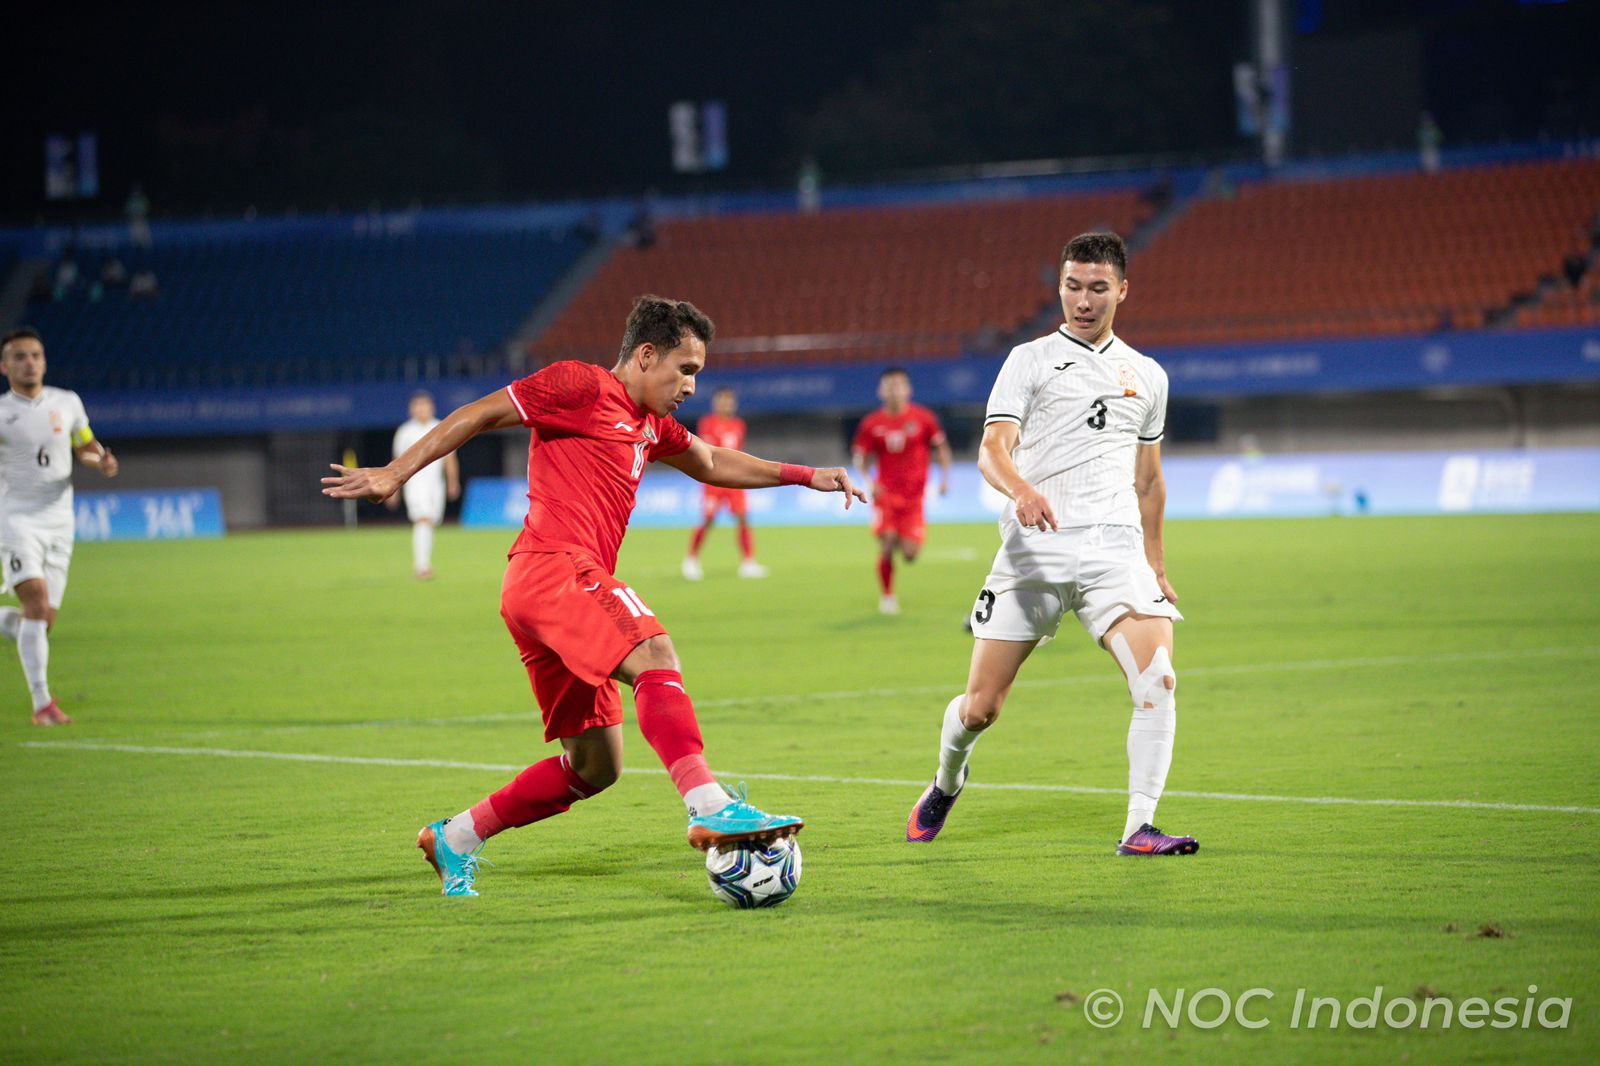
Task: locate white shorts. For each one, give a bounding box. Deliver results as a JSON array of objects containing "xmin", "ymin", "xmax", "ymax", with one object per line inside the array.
[
  {"xmin": 2, "ymin": 514, "xmax": 74, "ymax": 609},
  {"xmin": 969, "ymin": 523, "xmax": 1182, "ymax": 644},
  {"xmin": 403, "ymin": 481, "xmax": 445, "ymax": 525}
]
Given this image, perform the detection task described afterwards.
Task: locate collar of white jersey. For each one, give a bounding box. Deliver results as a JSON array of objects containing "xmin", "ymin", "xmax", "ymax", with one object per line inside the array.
[
  {"xmin": 5, "ymin": 389, "xmax": 44, "ymax": 407},
  {"xmin": 1056, "ymin": 326, "xmax": 1116, "ymax": 355}
]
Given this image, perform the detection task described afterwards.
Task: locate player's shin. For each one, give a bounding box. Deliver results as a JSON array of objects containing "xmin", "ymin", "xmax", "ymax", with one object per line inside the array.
[
  {"xmin": 17, "ymin": 618, "xmax": 51, "ymax": 711},
  {"xmin": 633, "ymin": 668, "xmax": 729, "ymax": 818},
  {"xmin": 1112, "ymin": 637, "xmax": 1177, "ymax": 841},
  {"xmin": 736, "ymin": 522, "xmax": 754, "ymax": 561},
  {"xmin": 936, "ymin": 695, "xmax": 982, "ymax": 793},
  {"xmin": 413, "ymin": 521, "xmax": 433, "ymax": 574},
  {"xmin": 442, "ymin": 752, "xmax": 605, "ymax": 853},
  {"xmin": 0, "ymin": 607, "xmax": 20, "ymax": 642}
]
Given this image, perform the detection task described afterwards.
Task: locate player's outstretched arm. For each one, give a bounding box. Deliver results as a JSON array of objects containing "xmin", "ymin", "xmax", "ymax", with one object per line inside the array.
[
  {"xmin": 322, "ymin": 389, "xmax": 521, "ymax": 504},
  {"xmin": 661, "ymin": 438, "xmax": 869, "ymax": 508},
  {"xmin": 978, "ymin": 422, "xmax": 1056, "ymax": 531},
  {"xmin": 1134, "ymin": 443, "xmax": 1177, "ymax": 603}
]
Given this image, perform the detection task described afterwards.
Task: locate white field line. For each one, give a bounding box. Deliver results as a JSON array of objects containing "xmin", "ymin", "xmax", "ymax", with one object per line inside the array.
[
  {"xmin": 19, "ymin": 740, "xmax": 1600, "ymax": 816},
  {"xmin": 214, "ymin": 643, "xmax": 1600, "ymax": 735}
]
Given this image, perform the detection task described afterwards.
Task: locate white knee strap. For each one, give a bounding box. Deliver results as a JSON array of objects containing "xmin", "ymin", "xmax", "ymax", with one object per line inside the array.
[{"xmin": 1109, "ymin": 634, "xmax": 1176, "ymax": 712}]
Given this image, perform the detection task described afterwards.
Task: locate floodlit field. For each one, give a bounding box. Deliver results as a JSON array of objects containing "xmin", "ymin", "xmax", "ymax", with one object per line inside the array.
[{"xmin": 2, "ymin": 514, "xmax": 1597, "ymax": 1063}]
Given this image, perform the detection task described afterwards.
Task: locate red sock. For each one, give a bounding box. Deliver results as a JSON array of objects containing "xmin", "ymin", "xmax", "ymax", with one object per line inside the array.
[
  {"xmin": 633, "ymin": 668, "xmax": 716, "ymax": 795},
  {"xmin": 737, "ymin": 523, "xmax": 754, "ymax": 561},
  {"xmin": 688, "ymin": 522, "xmax": 710, "ymax": 557},
  {"xmin": 878, "ymin": 552, "xmax": 895, "ymax": 595},
  {"xmin": 481, "ymin": 753, "xmax": 602, "ymax": 833}
]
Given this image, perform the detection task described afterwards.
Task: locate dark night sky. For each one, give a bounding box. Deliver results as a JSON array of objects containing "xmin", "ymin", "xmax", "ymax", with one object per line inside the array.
[{"xmin": 4, "ymin": 1, "xmax": 1595, "ymax": 218}]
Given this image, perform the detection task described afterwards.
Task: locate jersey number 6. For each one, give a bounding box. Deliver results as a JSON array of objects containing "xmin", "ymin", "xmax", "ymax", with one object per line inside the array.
[{"xmin": 36, "ymin": 446, "xmax": 50, "ymax": 468}]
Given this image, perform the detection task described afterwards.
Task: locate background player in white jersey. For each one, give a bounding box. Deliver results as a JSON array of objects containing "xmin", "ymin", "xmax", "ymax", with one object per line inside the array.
[
  {"xmin": 904, "ymin": 233, "xmax": 1198, "ymax": 856},
  {"xmin": 0, "ymin": 327, "xmax": 119, "ymax": 725},
  {"xmin": 389, "ymin": 391, "xmax": 459, "ymax": 579}
]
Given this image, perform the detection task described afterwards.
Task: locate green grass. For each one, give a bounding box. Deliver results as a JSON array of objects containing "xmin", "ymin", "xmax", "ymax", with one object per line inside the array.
[{"xmin": 2, "ymin": 515, "xmax": 1597, "ymax": 1064}]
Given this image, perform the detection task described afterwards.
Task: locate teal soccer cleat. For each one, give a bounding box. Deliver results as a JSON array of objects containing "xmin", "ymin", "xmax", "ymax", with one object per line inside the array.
[
  {"xmin": 417, "ymin": 819, "xmax": 485, "ymax": 897},
  {"xmin": 686, "ymin": 783, "xmax": 804, "ymax": 851}
]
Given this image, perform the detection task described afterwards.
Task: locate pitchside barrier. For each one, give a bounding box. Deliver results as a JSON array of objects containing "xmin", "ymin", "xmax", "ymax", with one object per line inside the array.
[
  {"xmin": 461, "ymin": 447, "xmax": 1600, "ymax": 530},
  {"xmin": 73, "ymin": 488, "xmax": 226, "ymax": 542}
]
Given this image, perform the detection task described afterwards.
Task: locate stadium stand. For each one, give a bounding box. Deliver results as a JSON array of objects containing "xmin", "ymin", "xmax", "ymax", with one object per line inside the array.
[
  {"xmin": 530, "ymin": 191, "xmax": 1154, "ymax": 367},
  {"xmin": 21, "ymin": 227, "xmax": 593, "ymax": 390},
  {"xmin": 1116, "ymin": 158, "xmax": 1600, "ymax": 348}
]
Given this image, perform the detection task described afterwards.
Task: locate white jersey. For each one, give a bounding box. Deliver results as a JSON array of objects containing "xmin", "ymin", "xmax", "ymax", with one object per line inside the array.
[
  {"xmin": 985, "ymin": 328, "xmax": 1168, "ymax": 529},
  {"xmin": 0, "ymin": 386, "xmax": 91, "ymax": 528},
  {"xmin": 393, "ymin": 418, "xmax": 446, "ymax": 491}
]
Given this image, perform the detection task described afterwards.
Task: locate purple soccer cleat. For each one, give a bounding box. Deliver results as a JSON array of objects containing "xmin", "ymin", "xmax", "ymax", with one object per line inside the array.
[
  {"xmin": 1117, "ymin": 823, "xmax": 1199, "ymax": 856},
  {"xmin": 906, "ymin": 766, "xmax": 968, "ymax": 842}
]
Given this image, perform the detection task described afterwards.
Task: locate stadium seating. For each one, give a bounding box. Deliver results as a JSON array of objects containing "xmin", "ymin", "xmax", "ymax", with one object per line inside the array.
[
  {"xmin": 23, "ymin": 227, "xmax": 592, "ymax": 390},
  {"xmin": 531, "ymin": 191, "xmax": 1154, "ymax": 367},
  {"xmin": 1116, "ymin": 158, "xmax": 1600, "ymax": 348}
]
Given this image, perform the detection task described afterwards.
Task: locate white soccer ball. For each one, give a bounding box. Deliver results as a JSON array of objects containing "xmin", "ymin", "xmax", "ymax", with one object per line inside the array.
[{"xmin": 704, "ymin": 838, "xmax": 803, "ymax": 909}]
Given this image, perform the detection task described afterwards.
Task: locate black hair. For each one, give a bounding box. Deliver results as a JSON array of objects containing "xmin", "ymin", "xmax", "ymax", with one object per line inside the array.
[
  {"xmin": 1059, "ymin": 232, "xmax": 1128, "ymax": 279},
  {"xmin": 616, "ymin": 295, "xmax": 715, "ymax": 364}
]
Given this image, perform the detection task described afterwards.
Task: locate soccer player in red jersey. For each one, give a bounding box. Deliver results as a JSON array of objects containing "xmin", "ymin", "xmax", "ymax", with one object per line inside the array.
[
  {"xmin": 851, "ymin": 367, "xmax": 952, "ymax": 615},
  {"xmin": 681, "ymin": 387, "xmax": 767, "ymax": 581},
  {"xmin": 323, "ymin": 296, "xmax": 867, "ymax": 897}
]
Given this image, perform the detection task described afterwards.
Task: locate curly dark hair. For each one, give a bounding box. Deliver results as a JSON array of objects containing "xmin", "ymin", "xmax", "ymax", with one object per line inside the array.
[
  {"xmin": 1059, "ymin": 232, "xmax": 1128, "ymax": 279},
  {"xmin": 616, "ymin": 295, "xmax": 715, "ymax": 364}
]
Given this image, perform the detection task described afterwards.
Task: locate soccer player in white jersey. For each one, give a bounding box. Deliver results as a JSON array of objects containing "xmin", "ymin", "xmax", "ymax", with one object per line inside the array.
[
  {"xmin": 904, "ymin": 232, "xmax": 1197, "ymax": 856},
  {"xmin": 390, "ymin": 391, "xmax": 460, "ymax": 579},
  {"xmin": 0, "ymin": 327, "xmax": 119, "ymax": 724}
]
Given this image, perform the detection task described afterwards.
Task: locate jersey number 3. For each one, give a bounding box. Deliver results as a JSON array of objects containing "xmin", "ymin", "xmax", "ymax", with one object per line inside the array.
[{"xmin": 1086, "ymin": 400, "xmax": 1108, "ymax": 431}]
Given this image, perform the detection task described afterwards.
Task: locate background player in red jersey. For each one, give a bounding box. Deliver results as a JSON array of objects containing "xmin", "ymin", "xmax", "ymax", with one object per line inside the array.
[
  {"xmin": 852, "ymin": 367, "xmax": 952, "ymax": 615},
  {"xmin": 323, "ymin": 296, "xmax": 866, "ymax": 897},
  {"xmin": 681, "ymin": 386, "xmax": 767, "ymax": 581}
]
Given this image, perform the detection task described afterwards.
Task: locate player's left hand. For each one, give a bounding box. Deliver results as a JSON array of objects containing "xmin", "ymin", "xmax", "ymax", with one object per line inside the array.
[
  {"xmin": 1156, "ymin": 572, "xmax": 1179, "ymax": 604},
  {"xmin": 98, "ymin": 448, "xmax": 119, "ymax": 478},
  {"xmin": 448, "ymin": 482, "xmax": 462, "ymax": 502},
  {"xmin": 809, "ymin": 467, "xmax": 870, "ymax": 509},
  {"xmin": 322, "ymin": 464, "xmax": 401, "ymax": 504},
  {"xmin": 939, "ymin": 481, "xmax": 950, "ymax": 496}
]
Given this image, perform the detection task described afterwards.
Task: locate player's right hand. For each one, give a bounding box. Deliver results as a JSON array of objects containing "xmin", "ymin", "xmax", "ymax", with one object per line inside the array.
[
  {"xmin": 1013, "ymin": 487, "xmax": 1058, "ymax": 532},
  {"xmin": 321, "ymin": 464, "xmax": 400, "ymax": 504},
  {"xmin": 810, "ymin": 467, "xmax": 870, "ymax": 509}
]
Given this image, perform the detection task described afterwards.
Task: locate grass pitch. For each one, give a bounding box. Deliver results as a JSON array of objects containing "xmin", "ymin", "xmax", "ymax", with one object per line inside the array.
[{"xmin": 2, "ymin": 514, "xmax": 1597, "ymax": 1064}]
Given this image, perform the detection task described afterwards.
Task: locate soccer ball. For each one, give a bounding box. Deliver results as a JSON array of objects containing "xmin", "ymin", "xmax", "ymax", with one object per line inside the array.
[{"xmin": 704, "ymin": 838, "xmax": 803, "ymax": 908}]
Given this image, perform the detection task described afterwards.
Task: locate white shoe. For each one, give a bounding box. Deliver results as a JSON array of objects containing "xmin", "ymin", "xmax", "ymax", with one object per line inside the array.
[
  {"xmin": 681, "ymin": 557, "xmax": 704, "ymax": 581},
  {"xmin": 879, "ymin": 595, "xmax": 900, "ymax": 615},
  {"xmin": 737, "ymin": 560, "xmax": 769, "ymax": 579}
]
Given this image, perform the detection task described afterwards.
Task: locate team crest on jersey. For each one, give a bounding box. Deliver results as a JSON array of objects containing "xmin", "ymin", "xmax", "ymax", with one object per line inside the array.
[
  {"xmin": 1116, "ymin": 363, "xmax": 1139, "ymax": 397},
  {"xmin": 49, "ymin": 410, "xmax": 63, "ymax": 433},
  {"xmin": 643, "ymin": 425, "xmax": 658, "ymax": 444}
]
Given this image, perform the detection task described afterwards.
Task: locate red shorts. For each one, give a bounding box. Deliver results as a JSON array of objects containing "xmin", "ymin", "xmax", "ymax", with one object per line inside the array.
[
  {"xmin": 872, "ymin": 494, "xmax": 927, "ymax": 545},
  {"xmin": 702, "ymin": 485, "xmax": 747, "ymax": 518},
  {"xmin": 500, "ymin": 550, "xmax": 667, "ymax": 742}
]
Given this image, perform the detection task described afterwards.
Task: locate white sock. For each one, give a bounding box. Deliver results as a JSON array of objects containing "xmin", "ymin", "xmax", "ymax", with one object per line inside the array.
[
  {"xmin": 935, "ymin": 695, "xmax": 981, "ymax": 793},
  {"xmin": 684, "ymin": 782, "xmax": 731, "ymax": 819},
  {"xmin": 0, "ymin": 607, "xmax": 19, "ymax": 642},
  {"xmin": 413, "ymin": 522, "xmax": 434, "ymax": 573},
  {"xmin": 443, "ymin": 809, "xmax": 483, "ymax": 854},
  {"xmin": 1124, "ymin": 706, "xmax": 1176, "ymax": 840},
  {"xmin": 18, "ymin": 618, "xmax": 51, "ymax": 711}
]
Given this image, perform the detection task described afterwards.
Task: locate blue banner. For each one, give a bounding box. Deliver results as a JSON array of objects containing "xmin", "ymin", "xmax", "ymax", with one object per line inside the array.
[
  {"xmin": 462, "ymin": 447, "xmax": 1600, "ymax": 530},
  {"xmin": 73, "ymin": 488, "xmax": 225, "ymax": 542},
  {"xmin": 81, "ymin": 327, "xmax": 1600, "ymax": 437}
]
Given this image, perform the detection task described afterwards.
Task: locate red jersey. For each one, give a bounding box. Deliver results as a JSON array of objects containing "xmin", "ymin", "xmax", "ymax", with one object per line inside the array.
[
  {"xmin": 695, "ymin": 413, "xmax": 746, "ymax": 451},
  {"xmin": 852, "ymin": 403, "xmax": 946, "ymax": 500},
  {"xmin": 505, "ymin": 361, "xmax": 692, "ymax": 572}
]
